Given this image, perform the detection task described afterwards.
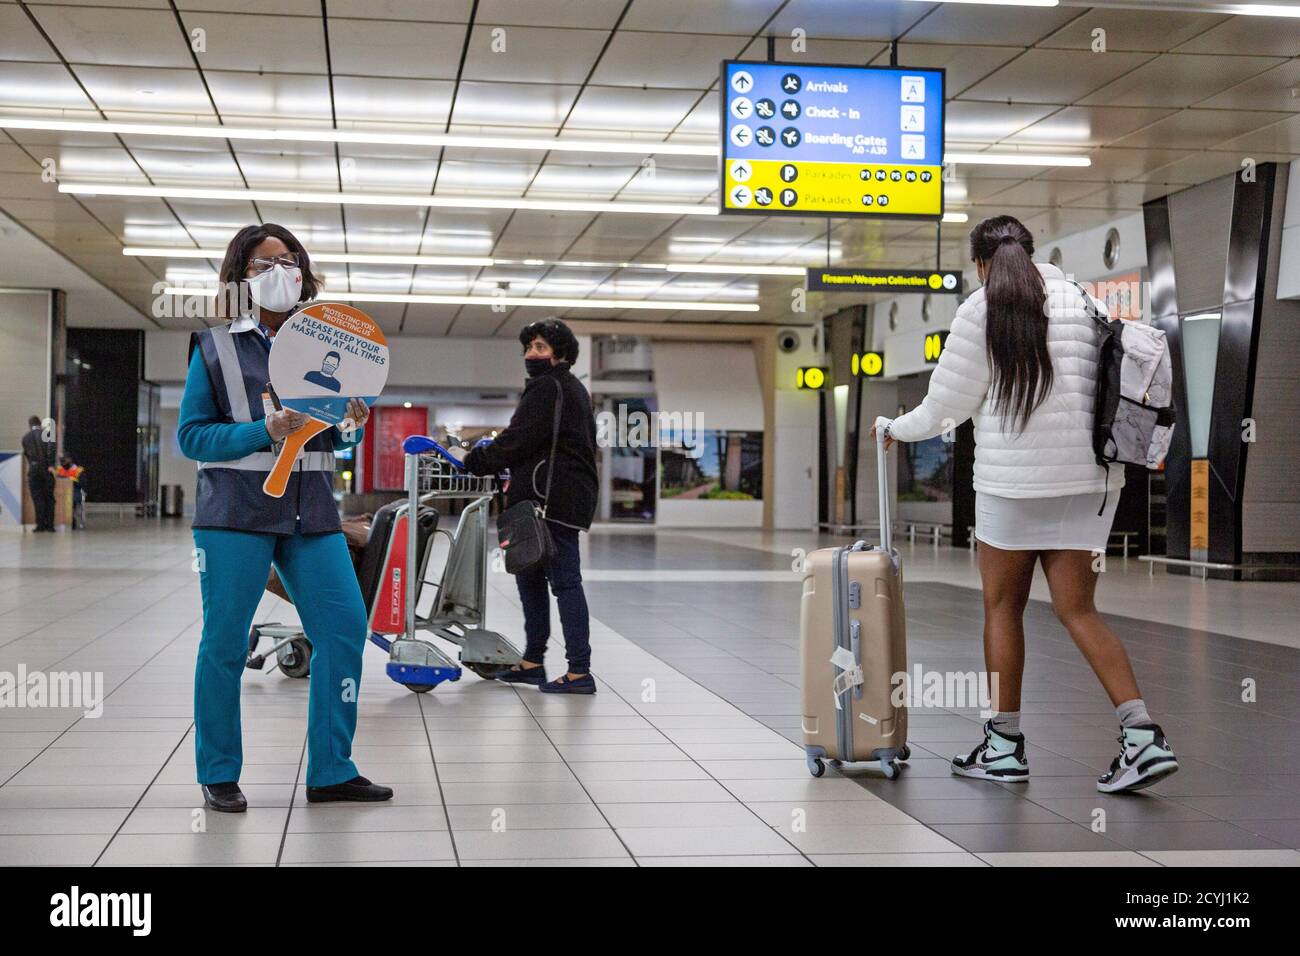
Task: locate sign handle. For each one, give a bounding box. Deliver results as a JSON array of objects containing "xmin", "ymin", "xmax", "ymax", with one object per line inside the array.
[{"xmin": 263, "ymin": 419, "xmax": 331, "ymax": 498}]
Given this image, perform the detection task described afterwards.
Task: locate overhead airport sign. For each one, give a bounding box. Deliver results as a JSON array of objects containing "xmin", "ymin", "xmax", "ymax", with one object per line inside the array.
[
  {"xmin": 923, "ymin": 331, "xmax": 949, "ymax": 364},
  {"xmin": 806, "ymin": 267, "xmax": 962, "ymax": 294},
  {"xmin": 721, "ymin": 60, "xmax": 945, "ymax": 219},
  {"xmin": 795, "ymin": 366, "xmax": 827, "ymax": 390},
  {"xmin": 852, "ymin": 351, "xmax": 885, "ymax": 378}
]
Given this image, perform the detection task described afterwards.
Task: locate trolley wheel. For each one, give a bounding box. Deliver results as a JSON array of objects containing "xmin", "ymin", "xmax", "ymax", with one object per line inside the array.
[
  {"xmin": 879, "ymin": 758, "xmax": 901, "ymax": 780},
  {"xmin": 464, "ymin": 661, "xmax": 510, "ymax": 680},
  {"xmin": 807, "ymin": 755, "xmax": 825, "ymax": 778},
  {"xmin": 277, "ymin": 638, "xmax": 312, "ymax": 679},
  {"xmin": 403, "ymin": 683, "xmax": 435, "ymax": 694},
  {"xmin": 899, "ymin": 745, "xmax": 912, "ymax": 761}
]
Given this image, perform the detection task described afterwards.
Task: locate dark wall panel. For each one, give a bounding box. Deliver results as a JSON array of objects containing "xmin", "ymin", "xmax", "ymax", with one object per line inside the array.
[
  {"xmin": 1142, "ymin": 196, "xmax": 1189, "ymax": 560},
  {"xmin": 952, "ymin": 420, "xmax": 974, "ymax": 549},
  {"xmin": 1242, "ymin": 163, "xmax": 1300, "ymax": 555},
  {"xmin": 1144, "ymin": 162, "xmax": 1291, "ymax": 577},
  {"xmin": 1207, "ymin": 163, "xmax": 1274, "ymax": 564},
  {"xmin": 64, "ymin": 329, "xmax": 144, "ymax": 504}
]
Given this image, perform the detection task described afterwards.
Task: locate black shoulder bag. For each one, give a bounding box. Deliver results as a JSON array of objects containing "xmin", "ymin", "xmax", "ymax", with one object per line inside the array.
[{"xmin": 497, "ymin": 379, "xmax": 562, "ymax": 575}]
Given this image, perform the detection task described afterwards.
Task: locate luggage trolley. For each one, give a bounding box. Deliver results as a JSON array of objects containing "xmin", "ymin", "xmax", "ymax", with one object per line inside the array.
[{"xmin": 366, "ymin": 435, "xmax": 523, "ymax": 693}]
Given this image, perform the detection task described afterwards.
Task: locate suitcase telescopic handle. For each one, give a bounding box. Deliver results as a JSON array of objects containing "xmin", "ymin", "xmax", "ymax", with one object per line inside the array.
[{"xmin": 874, "ymin": 416, "xmax": 892, "ymax": 553}]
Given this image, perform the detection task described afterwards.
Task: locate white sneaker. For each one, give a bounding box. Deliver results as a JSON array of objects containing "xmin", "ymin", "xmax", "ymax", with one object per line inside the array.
[
  {"xmin": 1096, "ymin": 723, "xmax": 1179, "ymax": 793},
  {"xmin": 951, "ymin": 720, "xmax": 1029, "ymax": 782}
]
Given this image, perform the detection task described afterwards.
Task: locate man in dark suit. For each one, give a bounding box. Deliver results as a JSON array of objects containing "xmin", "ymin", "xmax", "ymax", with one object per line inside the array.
[{"xmin": 20, "ymin": 415, "xmax": 56, "ymax": 532}]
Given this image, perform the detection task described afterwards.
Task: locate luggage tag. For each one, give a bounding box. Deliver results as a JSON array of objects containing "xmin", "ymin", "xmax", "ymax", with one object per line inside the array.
[{"xmin": 830, "ymin": 645, "xmax": 864, "ymax": 710}]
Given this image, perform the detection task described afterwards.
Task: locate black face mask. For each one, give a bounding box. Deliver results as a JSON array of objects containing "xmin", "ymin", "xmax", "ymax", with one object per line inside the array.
[{"xmin": 525, "ymin": 357, "xmax": 552, "ymax": 378}]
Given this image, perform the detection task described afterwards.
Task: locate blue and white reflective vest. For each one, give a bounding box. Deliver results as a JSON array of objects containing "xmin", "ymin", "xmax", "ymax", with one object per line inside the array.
[{"xmin": 189, "ymin": 315, "xmax": 341, "ymax": 535}]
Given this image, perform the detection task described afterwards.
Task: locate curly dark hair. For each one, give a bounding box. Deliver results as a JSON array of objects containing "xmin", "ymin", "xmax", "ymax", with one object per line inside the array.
[
  {"xmin": 216, "ymin": 223, "xmax": 322, "ymax": 317},
  {"xmin": 518, "ymin": 317, "xmax": 579, "ymax": 364}
]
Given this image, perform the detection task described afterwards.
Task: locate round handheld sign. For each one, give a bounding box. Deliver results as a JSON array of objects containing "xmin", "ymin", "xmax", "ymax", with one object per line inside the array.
[{"xmin": 263, "ymin": 302, "xmax": 389, "ymax": 498}]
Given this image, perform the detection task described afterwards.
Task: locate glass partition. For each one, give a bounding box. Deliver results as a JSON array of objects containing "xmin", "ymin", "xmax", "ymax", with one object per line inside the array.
[{"xmin": 1181, "ymin": 311, "xmax": 1221, "ymax": 459}]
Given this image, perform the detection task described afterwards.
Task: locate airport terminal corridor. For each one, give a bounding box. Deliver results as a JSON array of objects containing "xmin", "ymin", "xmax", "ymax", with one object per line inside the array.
[
  {"xmin": 1, "ymin": 524, "xmax": 1295, "ymax": 867},
  {"xmin": 0, "ymin": 0, "xmax": 1297, "ymax": 927}
]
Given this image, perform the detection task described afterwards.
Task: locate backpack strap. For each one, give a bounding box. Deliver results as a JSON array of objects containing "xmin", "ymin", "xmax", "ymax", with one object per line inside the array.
[
  {"xmin": 1068, "ymin": 279, "xmax": 1118, "ymax": 514},
  {"xmin": 538, "ymin": 377, "xmax": 563, "ymax": 519},
  {"xmin": 1068, "ymin": 279, "xmax": 1113, "ymax": 336}
]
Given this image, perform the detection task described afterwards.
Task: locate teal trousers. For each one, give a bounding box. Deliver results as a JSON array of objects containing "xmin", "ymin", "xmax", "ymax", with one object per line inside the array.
[{"xmin": 193, "ymin": 528, "xmax": 366, "ymax": 788}]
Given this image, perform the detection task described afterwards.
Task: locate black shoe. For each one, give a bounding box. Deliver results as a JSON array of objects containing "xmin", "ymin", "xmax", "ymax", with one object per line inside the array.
[
  {"xmin": 540, "ymin": 673, "xmax": 596, "ymax": 695},
  {"xmin": 306, "ymin": 775, "xmax": 394, "ymax": 803},
  {"xmin": 1096, "ymin": 723, "xmax": 1180, "ymax": 793},
  {"xmin": 496, "ymin": 663, "xmax": 547, "ymax": 686},
  {"xmin": 201, "ymin": 782, "xmax": 247, "ymax": 813}
]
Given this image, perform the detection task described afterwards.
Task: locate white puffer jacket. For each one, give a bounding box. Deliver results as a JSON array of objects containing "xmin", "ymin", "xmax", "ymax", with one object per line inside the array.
[{"xmin": 889, "ymin": 262, "xmax": 1123, "ymax": 499}]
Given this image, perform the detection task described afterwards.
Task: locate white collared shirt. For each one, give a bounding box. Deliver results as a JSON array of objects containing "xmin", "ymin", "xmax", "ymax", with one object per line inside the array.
[{"xmin": 228, "ymin": 312, "xmax": 275, "ymax": 346}]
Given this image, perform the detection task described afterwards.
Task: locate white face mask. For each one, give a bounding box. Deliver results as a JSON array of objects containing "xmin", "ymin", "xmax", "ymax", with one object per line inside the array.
[{"xmin": 247, "ymin": 264, "xmax": 303, "ymax": 314}]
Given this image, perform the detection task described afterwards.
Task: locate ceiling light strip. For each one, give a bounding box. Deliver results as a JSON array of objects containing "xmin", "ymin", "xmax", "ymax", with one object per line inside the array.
[
  {"xmin": 7, "ymin": 117, "xmax": 1089, "ymax": 167},
  {"xmin": 0, "ymin": 116, "xmax": 717, "ymax": 156},
  {"xmin": 123, "ymin": 246, "xmax": 495, "ymax": 267},
  {"xmin": 902, "ymin": 0, "xmax": 1058, "ymax": 6},
  {"xmin": 159, "ymin": 287, "xmax": 760, "ymax": 312},
  {"xmin": 60, "ymin": 182, "xmax": 715, "ymax": 216},
  {"xmin": 664, "ymin": 263, "xmax": 807, "ymax": 276},
  {"xmin": 944, "ymin": 152, "xmax": 1089, "ymax": 167},
  {"xmin": 126, "ymin": 246, "xmax": 811, "ymax": 276}
]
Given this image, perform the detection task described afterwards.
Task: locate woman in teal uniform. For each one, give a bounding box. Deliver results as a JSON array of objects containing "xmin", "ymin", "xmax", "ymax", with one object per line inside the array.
[{"xmin": 179, "ymin": 223, "xmax": 392, "ymax": 813}]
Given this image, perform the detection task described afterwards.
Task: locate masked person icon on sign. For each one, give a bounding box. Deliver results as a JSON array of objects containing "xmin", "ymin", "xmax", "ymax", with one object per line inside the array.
[
  {"xmin": 304, "ymin": 351, "xmax": 343, "ymax": 392},
  {"xmin": 178, "ymin": 223, "xmax": 393, "ymax": 813}
]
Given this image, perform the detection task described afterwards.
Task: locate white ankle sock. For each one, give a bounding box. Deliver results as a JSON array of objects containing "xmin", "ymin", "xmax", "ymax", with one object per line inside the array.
[
  {"xmin": 1116, "ymin": 698, "xmax": 1151, "ymax": 729},
  {"xmin": 990, "ymin": 711, "xmax": 1020, "ymax": 736}
]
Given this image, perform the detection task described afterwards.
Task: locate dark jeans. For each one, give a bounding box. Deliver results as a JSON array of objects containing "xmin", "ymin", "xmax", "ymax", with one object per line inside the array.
[
  {"xmin": 28, "ymin": 470, "xmax": 54, "ymax": 530},
  {"xmin": 515, "ymin": 522, "xmax": 590, "ymax": 674}
]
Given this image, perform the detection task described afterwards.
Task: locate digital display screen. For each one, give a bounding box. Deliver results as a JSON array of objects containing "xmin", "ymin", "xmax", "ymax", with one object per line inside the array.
[{"xmin": 720, "ymin": 60, "xmax": 945, "ymax": 219}]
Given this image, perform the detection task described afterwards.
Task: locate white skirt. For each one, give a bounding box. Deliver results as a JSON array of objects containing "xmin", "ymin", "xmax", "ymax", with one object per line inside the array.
[{"xmin": 975, "ymin": 491, "xmax": 1119, "ymax": 552}]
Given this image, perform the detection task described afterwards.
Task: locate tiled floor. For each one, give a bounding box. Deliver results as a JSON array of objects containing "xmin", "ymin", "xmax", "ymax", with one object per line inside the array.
[
  {"xmin": 583, "ymin": 528, "xmax": 1300, "ymax": 864},
  {"xmin": 0, "ymin": 522, "xmax": 1296, "ymax": 867}
]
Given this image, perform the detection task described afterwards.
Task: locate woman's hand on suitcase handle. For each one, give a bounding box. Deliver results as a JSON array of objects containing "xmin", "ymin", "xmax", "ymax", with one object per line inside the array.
[
  {"xmin": 266, "ymin": 408, "xmax": 309, "ymax": 442},
  {"xmin": 868, "ymin": 419, "xmax": 896, "ymax": 451}
]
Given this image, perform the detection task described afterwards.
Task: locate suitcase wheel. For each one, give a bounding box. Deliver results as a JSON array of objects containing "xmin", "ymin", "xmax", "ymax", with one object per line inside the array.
[
  {"xmin": 879, "ymin": 757, "xmax": 901, "ymax": 779},
  {"xmin": 806, "ymin": 755, "xmax": 825, "ymax": 778},
  {"xmin": 899, "ymin": 745, "xmax": 912, "ymax": 761}
]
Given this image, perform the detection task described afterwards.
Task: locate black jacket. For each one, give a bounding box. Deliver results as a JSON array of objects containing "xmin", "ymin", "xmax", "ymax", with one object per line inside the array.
[
  {"xmin": 464, "ymin": 363, "xmax": 598, "ymax": 531},
  {"xmin": 20, "ymin": 427, "xmax": 55, "ymax": 477}
]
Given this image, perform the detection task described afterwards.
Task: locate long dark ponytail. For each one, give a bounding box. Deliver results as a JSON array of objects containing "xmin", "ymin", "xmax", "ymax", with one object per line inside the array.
[{"xmin": 970, "ymin": 215, "xmax": 1051, "ymax": 432}]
